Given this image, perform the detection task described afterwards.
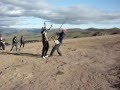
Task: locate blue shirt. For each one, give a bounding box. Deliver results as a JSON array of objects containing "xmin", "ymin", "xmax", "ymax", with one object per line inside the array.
[{"xmin": 58, "ymin": 31, "xmax": 65, "ymax": 43}]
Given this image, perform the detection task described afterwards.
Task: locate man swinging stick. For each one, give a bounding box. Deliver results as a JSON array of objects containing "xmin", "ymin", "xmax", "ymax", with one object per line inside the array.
[
  {"xmin": 49, "ymin": 17, "xmax": 68, "ymax": 57},
  {"xmin": 49, "ymin": 29, "xmax": 67, "ymax": 57}
]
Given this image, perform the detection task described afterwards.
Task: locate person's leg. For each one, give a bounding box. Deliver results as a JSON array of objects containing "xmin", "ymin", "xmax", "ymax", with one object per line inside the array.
[
  {"xmin": 42, "ymin": 47, "xmax": 44, "ymax": 57},
  {"xmin": 21, "ymin": 43, "xmax": 23, "ymax": 48},
  {"xmin": 23, "ymin": 43, "xmax": 25, "ymax": 48},
  {"xmin": 0, "ymin": 42, "xmax": 3, "ymax": 50},
  {"xmin": 1, "ymin": 42, "xmax": 5, "ymax": 50},
  {"xmin": 50, "ymin": 44, "xmax": 59, "ymax": 56},
  {"xmin": 45, "ymin": 41, "xmax": 49, "ymax": 56},
  {"xmin": 57, "ymin": 48, "xmax": 62, "ymax": 56},
  {"xmin": 3, "ymin": 44, "xmax": 5, "ymax": 50},
  {"xmin": 0, "ymin": 42, "xmax": 2, "ymax": 50},
  {"xmin": 56, "ymin": 43, "xmax": 62, "ymax": 56},
  {"xmin": 20, "ymin": 43, "xmax": 22, "ymax": 48},
  {"xmin": 10, "ymin": 44, "xmax": 14, "ymax": 51},
  {"xmin": 16, "ymin": 44, "xmax": 18, "ymax": 51},
  {"xmin": 42, "ymin": 41, "xmax": 46, "ymax": 57}
]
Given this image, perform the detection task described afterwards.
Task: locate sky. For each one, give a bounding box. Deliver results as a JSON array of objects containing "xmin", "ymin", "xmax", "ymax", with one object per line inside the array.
[{"xmin": 0, "ymin": 0, "xmax": 120, "ymax": 29}]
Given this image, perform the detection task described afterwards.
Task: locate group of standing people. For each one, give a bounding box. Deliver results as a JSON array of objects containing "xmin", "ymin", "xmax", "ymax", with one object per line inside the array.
[
  {"xmin": 0, "ymin": 34, "xmax": 25, "ymax": 51},
  {"xmin": 10, "ymin": 35, "xmax": 25, "ymax": 51},
  {"xmin": 41, "ymin": 22, "xmax": 67, "ymax": 59}
]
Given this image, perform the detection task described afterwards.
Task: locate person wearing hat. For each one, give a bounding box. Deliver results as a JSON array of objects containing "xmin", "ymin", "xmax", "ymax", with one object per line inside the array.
[{"xmin": 49, "ymin": 29, "xmax": 67, "ymax": 57}]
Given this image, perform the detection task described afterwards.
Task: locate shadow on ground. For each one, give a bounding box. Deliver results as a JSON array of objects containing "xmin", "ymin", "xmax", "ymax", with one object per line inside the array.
[{"xmin": 0, "ymin": 51, "xmax": 41, "ymax": 58}]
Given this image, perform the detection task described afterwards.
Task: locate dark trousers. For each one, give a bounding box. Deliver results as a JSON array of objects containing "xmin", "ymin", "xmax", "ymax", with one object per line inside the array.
[
  {"xmin": 50, "ymin": 43, "xmax": 62, "ymax": 56},
  {"xmin": 20, "ymin": 42, "xmax": 25, "ymax": 48},
  {"xmin": 0, "ymin": 42, "xmax": 5, "ymax": 50},
  {"xmin": 42, "ymin": 41, "xmax": 49, "ymax": 57},
  {"xmin": 11, "ymin": 43, "xmax": 17, "ymax": 51}
]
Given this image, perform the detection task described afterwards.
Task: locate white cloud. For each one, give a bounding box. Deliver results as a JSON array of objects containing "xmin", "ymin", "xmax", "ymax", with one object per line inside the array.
[
  {"xmin": 0, "ymin": 16, "xmax": 27, "ymax": 28},
  {"xmin": 0, "ymin": 0, "xmax": 120, "ymax": 28}
]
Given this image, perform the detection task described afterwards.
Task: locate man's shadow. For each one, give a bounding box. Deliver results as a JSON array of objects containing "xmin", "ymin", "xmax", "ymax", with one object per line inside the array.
[{"xmin": 1, "ymin": 52, "xmax": 41, "ymax": 58}]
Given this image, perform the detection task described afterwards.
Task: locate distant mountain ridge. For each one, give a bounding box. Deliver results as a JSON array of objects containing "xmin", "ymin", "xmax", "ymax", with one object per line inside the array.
[{"xmin": 0, "ymin": 27, "xmax": 120, "ymax": 35}]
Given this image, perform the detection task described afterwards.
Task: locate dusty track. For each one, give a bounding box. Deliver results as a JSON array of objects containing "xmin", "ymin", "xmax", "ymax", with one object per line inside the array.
[{"xmin": 0, "ymin": 35, "xmax": 120, "ymax": 90}]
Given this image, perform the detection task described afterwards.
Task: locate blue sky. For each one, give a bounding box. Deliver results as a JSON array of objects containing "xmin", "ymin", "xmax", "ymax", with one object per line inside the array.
[
  {"xmin": 51, "ymin": 0, "xmax": 120, "ymax": 10},
  {"xmin": 0, "ymin": 0, "xmax": 120, "ymax": 29}
]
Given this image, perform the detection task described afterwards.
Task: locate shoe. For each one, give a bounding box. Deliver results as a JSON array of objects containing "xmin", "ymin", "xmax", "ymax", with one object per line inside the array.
[
  {"xmin": 42, "ymin": 56, "xmax": 46, "ymax": 59},
  {"xmin": 45, "ymin": 55, "xmax": 48, "ymax": 57}
]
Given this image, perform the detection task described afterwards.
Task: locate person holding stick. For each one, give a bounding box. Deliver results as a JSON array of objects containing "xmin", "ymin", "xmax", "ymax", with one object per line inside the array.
[
  {"xmin": 49, "ymin": 29, "xmax": 67, "ymax": 57},
  {"xmin": 41, "ymin": 22, "xmax": 52, "ymax": 59}
]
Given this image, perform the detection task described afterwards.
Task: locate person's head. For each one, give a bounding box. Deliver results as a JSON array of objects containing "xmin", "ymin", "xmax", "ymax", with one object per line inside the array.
[
  {"xmin": 62, "ymin": 29, "xmax": 67, "ymax": 33},
  {"xmin": 42, "ymin": 27, "xmax": 47, "ymax": 31}
]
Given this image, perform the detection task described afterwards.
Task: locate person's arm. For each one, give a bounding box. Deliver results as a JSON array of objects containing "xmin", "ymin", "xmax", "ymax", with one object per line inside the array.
[
  {"xmin": 47, "ymin": 25, "xmax": 53, "ymax": 31},
  {"xmin": 56, "ymin": 32, "xmax": 61, "ymax": 36},
  {"xmin": 44, "ymin": 22, "xmax": 46, "ymax": 28}
]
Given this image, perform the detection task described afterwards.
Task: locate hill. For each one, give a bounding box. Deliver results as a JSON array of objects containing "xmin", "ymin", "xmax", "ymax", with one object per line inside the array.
[
  {"xmin": 0, "ymin": 27, "xmax": 120, "ymax": 45},
  {"xmin": 0, "ymin": 34, "xmax": 120, "ymax": 90}
]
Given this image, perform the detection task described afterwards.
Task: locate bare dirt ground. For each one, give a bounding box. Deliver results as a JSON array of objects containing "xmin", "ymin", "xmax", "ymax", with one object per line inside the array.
[{"xmin": 0, "ymin": 35, "xmax": 120, "ymax": 90}]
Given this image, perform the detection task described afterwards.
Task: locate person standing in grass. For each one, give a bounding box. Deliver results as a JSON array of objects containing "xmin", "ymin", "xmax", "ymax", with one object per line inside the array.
[{"xmin": 10, "ymin": 36, "xmax": 18, "ymax": 51}]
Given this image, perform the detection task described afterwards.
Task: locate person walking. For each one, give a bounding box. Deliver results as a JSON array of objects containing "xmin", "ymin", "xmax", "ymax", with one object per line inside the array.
[
  {"xmin": 10, "ymin": 36, "xmax": 18, "ymax": 51},
  {"xmin": 50, "ymin": 29, "xmax": 67, "ymax": 57}
]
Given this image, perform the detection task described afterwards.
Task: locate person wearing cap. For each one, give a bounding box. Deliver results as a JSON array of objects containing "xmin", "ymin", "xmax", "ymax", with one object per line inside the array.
[
  {"xmin": 49, "ymin": 29, "xmax": 67, "ymax": 57},
  {"xmin": 10, "ymin": 35, "xmax": 18, "ymax": 51}
]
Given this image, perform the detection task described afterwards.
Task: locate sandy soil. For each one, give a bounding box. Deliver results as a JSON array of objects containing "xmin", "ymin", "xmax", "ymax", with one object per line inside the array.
[{"xmin": 0, "ymin": 35, "xmax": 120, "ymax": 90}]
